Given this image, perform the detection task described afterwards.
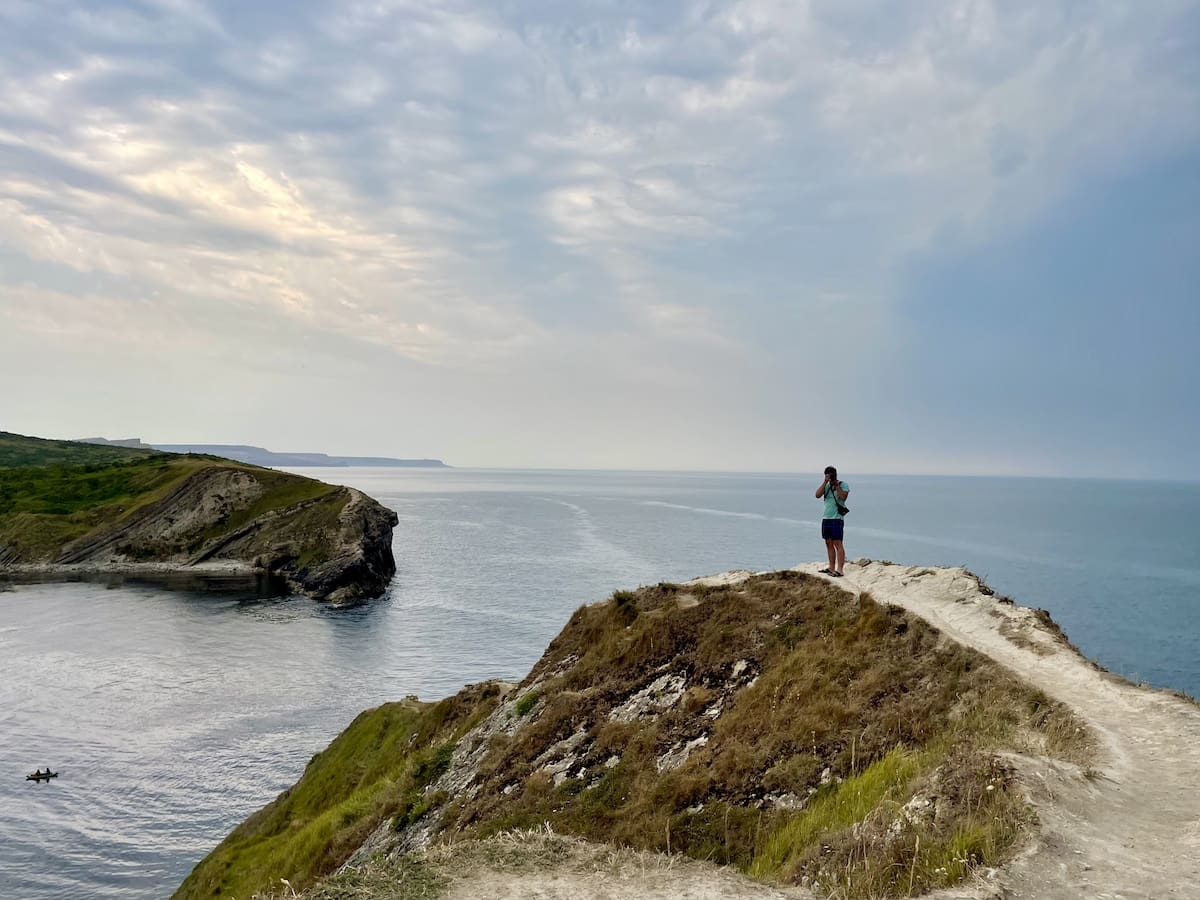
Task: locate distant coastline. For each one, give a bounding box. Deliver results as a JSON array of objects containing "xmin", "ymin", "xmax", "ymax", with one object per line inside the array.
[{"xmin": 78, "ymin": 438, "xmax": 449, "ymax": 469}]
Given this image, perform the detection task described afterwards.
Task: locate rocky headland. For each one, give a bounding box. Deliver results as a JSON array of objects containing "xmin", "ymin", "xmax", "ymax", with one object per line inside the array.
[
  {"xmin": 171, "ymin": 561, "xmax": 1200, "ymax": 899},
  {"xmin": 0, "ymin": 431, "xmax": 398, "ymax": 603}
]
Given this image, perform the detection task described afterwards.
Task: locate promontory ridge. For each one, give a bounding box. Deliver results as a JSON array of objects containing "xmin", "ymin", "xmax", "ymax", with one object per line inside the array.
[
  {"xmin": 173, "ymin": 561, "xmax": 1200, "ymax": 899},
  {"xmin": 0, "ymin": 431, "xmax": 398, "ymax": 603}
]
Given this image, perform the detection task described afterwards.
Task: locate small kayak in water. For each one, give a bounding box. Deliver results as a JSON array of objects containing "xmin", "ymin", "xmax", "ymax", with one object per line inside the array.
[{"xmin": 26, "ymin": 771, "xmax": 58, "ymax": 782}]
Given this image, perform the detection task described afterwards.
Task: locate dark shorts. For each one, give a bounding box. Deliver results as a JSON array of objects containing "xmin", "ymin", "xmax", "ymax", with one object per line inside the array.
[{"xmin": 821, "ymin": 518, "xmax": 844, "ymax": 541}]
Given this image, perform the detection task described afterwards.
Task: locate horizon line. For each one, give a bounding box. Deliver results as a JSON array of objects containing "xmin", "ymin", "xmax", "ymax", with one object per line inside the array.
[{"xmin": 281, "ymin": 463, "xmax": 1200, "ymax": 484}]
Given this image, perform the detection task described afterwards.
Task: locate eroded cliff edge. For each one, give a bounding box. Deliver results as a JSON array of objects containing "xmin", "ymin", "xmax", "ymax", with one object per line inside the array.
[
  {"xmin": 175, "ymin": 563, "xmax": 1154, "ymax": 900},
  {"xmin": 0, "ymin": 432, "xmax": 398, "ymax": 603}
]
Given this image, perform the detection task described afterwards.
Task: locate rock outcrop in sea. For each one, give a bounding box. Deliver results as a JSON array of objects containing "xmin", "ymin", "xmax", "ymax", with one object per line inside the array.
[{"xmin": 231, "ymin": 484, "xmax": 400, "ymax": 603}]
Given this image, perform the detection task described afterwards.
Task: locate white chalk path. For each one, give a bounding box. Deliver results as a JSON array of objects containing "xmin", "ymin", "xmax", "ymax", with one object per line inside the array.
[{"xmin": 802, "ymin": 560, "xmax": 1200, "ymax": 900}]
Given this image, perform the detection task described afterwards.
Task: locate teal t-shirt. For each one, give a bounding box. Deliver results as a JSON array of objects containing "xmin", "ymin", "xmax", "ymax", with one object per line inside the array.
[{"xmin": 823, "ymin": 482, "xmax": 849, "ymax": 520}]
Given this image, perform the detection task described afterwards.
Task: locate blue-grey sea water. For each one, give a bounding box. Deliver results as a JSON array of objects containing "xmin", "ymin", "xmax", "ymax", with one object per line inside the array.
[{"xmin": 1, "ymin": 469, "xmax": 1197, "ymax": 899}]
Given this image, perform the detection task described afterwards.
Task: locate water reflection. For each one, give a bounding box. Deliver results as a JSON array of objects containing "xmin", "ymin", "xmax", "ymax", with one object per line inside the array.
[{"xmin": 0, "ymin": 569, "xmax": 288, "ymax": 597}]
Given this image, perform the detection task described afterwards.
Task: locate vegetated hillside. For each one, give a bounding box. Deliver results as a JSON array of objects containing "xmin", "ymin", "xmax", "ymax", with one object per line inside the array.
[
  {"xmin": 0, "ymin": 430, "xmax": 156, "ymax": 468},
  {"xmin": 0, "ymin": 431, "xmax": 398, "ymax": 602},
  {"xmin": 175, "ymin": 570, "xmax": 1092, "ymax": 900}
]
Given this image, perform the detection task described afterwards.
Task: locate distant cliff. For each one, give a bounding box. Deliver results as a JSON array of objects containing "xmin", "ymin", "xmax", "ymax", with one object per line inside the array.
[
  {"xmin": 79, "ymin": 438, "xmax": 449, "ymax": 468},
  {"xmin": 0, "ymin": 432, "xmax": 398, "ymax": 603}
]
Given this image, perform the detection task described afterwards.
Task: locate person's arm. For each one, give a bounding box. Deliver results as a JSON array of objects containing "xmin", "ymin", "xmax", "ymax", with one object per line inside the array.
[
  {"xmin": 815, "ymin": 477, "xmax": 829, "ymax": 499},
  {"xmin": 835, "ymin": 482, "xmax": 849, "ymax": 501}
]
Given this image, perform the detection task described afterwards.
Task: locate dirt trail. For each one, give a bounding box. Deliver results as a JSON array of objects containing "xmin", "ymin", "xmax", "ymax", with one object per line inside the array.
[
  {"xmin": 808, "ymin": 560, "xmax": 1200, "ymax": 900},
  {"xmin": 440, "ymin": 838, "xmax": 807, "ymax": 899}
]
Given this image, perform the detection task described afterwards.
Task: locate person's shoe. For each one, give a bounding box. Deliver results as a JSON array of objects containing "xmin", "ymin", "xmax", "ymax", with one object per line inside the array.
[
  {"xmin": 832, "ymin": 571, "xmax": 844, "ymax": 577},
  {"xmin": 818, "ymin": 568, "xmax": 834, "ymax": 575}
]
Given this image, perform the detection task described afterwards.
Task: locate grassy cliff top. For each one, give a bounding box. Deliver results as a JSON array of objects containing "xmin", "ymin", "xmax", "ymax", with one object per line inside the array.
[
  {"xmin": 0, "ymin": 431, "xmax": 337, "ymax": 564},
  {"xmin": 175, "ymin": 571, "xmax": 1093, "ymax": 900},
  {"xmin": 0, "ymin": 431, "xmax": 157, "ymax": 468}
]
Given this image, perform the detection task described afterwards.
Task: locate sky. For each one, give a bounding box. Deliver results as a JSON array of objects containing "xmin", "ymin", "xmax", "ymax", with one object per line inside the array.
[{"xmin": 1, "ymin": 1, "xmax": 1198, "ymax": 477}]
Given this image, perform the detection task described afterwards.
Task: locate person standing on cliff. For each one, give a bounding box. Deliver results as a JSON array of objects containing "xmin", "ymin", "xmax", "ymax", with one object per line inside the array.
[{"xmin": 816, "ymin": 466, "xmax": 849, "ymax": 577}]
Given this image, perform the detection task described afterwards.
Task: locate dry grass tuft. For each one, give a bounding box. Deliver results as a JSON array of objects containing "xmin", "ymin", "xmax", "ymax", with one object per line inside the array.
[
  {"xmin": 439, "ymin": 573, "xmax": 1089, "ymax": 895},
  {"xmin": 192, "ymin": 571, "xmax": 1095, "ymax": 900}
]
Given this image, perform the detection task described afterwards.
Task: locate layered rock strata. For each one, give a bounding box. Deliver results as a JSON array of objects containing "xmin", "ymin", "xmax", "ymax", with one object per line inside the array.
[{"xmin": 1, "ymin": 465, "xmax": 398, "ymax": 603}]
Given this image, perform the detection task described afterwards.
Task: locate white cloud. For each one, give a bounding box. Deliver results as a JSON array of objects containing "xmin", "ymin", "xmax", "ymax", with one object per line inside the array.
[{"xmin": 1, "ymin": 0, "xmax": 1197, "ymax": 468}]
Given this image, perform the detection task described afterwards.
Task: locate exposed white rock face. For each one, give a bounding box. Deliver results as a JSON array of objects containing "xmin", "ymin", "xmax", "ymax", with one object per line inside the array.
[
  {"xmin": 888, "ymin": 793, "xmax": 935, "ymax": 837},
  {"xmin": 535, "ymin": 729, "xmax": 590, "ymax": 768},
  {"xmin": 436, "ymin": 692, "xmax": 525, "ymax": 802},
  {"xmin": 683, "ymin": 569, "xmax": 757, "ymax": 587},
  {"xmin": 656, "ymin": 735, "xmax": 709, "ymax": 773},
  {"xmin": 537, "ymin": 729, "xmax": 592, "ymax": 786},
  {"xmin": 765, "ymin": 792, "xmax": 807, "ymax": 810},
  {"xmin": 608, "ymin": 673, "xmax": 687, "ymax": 723},
  {"xmin": 547, "ymin": 757, "xmax": 577, "ymax": 787}
]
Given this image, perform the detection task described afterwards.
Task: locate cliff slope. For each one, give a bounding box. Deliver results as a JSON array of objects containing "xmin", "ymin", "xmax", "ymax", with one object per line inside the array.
[
  {"xmin": 175, "ymin": 564, "xmax": 1127, "ymax": 900},
  {"xmin": 0, "ymin": 431, "xmax": 398, "ymax": 602}
]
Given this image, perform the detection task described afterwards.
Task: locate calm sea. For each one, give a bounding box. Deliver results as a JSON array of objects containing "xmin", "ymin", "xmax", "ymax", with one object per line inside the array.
[{"xmin": 2, "ymin": 469, "xmax": 1197, "ymax": 899}]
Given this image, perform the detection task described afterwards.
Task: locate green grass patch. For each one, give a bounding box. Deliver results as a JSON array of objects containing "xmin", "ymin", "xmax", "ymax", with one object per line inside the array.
[
  {"xmin": 0, "ymin": 429, "xmax": 345, "ymax": 565},
  {"xmin": 611, "ymin": 589, "xmax": 639, "ymax": 626},
  {"xmin": 0, "ymin": 456, "xmax": 208, "ymax": 559},
  {"xmin": 173, "ymin": 684, "xmax": 503, "ymax": 900},
  {"xmin": 0, "ymin": 456, "xmax": 183, "ymax": 517},
  {"xmin": 193, "ymin": 468, "xmax": 339, "ymax": 546},
  {"xmin": 514, "ymin": 692, "xmax": 539, "ymax": 717},
  {"xmin": 0, "ymin": 431, "xmax": 157, "ymax": 469},
  {"xmin": 751, "ymin": 746, "xmax": 927, "ymax": 879},
  {"xmin": 788, "ymin": 750, "xmax": 1028, "ymax": 897}
]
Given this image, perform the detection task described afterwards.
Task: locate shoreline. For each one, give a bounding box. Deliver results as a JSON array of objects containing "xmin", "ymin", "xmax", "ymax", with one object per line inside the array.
[
  {"xmin": 1, "ymin": 560, "xmax": 258, "ymax": 577},
  {"xmin": 0, "ymin": 561, "xmax": 284, "ymax": 596}
]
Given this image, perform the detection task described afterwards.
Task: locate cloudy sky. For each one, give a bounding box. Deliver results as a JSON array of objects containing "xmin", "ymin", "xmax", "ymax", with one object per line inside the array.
[{"xmin": 2, "ymin": 1, "xmax": 1197, "ymax": 476}]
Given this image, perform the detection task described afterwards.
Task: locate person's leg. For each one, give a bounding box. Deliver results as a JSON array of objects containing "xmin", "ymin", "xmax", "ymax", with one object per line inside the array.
[
  {"xmin": 819, "ymin": 522, "xmax": 836, "ymax": 573},
  {"xmin": 825, "ymin": 539, "xmax": 837, "ymax": 571},
  {"xmin": 833, "ymin": 540, "xmax": 845, "ymax": 574}
]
